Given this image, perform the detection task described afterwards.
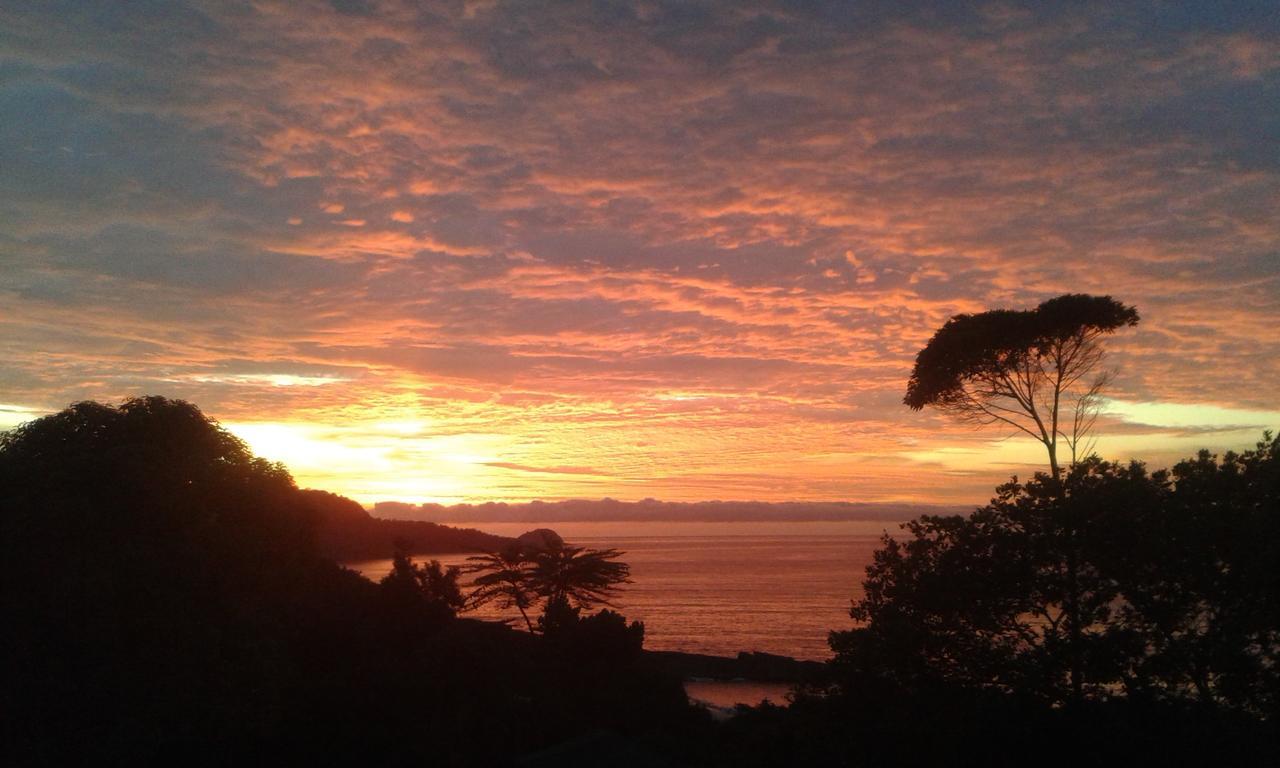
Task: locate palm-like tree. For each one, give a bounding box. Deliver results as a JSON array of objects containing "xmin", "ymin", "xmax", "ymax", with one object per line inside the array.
[
  {"xmin": 529, "ymin": 543, "xmax": 631, "ymax": 610},
  {"xmin": 464, "ymin": 542, "xmax": 632, "ymax": 632},
  {"xmin": 464, "ymin": 546, "xmax": 538, "ymax": 632}
]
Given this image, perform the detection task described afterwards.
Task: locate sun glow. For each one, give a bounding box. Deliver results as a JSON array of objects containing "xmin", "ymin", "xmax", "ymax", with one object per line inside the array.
[
  {"xmin": 1102, "ymin": 400, "xmax": 1280, "ymax": 430},
  {"xmin": 0, "ymin": 404, "xmax": 43, "ymax": 432},
  {"xmin": 189, "ymin": 374, "xmax": 350, "ymax": 387},
  {"xmin": 223, "ymin": 418, "xmax": 520, "ymax": 504},
  {"xmin": 224, "ymin": 422, "xmax": 394, "ymax": 474}
]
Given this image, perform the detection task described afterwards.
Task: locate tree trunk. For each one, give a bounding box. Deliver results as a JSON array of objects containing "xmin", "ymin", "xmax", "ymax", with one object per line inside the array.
[{"xmin": 1066, "ymin": 543, "xmax": 1083, "ymax": 703}]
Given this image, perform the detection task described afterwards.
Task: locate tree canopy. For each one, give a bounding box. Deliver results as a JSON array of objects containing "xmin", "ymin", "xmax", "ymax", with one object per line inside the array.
[
  {"xmin": 380, "ymin": 547, "xmax": 466, "ymax": 636},
  {"xmin": 905, "ymin": 294, "xmax": 1139, "ymax": 479},
  {"xmin": 464, "ymin": 541, "xmax": 633, "ymax": 632},
  {"xmin": 0, "ymin": 396, "xmax": 312, "ymax": 587},
  {"xmin": 831, "ymin": 433, "xmax": 1280, "ymax": 715},
  {"xmin": 531, "ymin": 543, "xmax": 632, "ymax": 609},
  {"xmin": 466, "ymin": 545, "xmax": 540, "ymax": 631}
]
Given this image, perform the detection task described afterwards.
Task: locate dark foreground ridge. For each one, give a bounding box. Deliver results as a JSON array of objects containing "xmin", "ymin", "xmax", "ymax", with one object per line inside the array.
[{"xmin": 4, "ymin": 397, "xmax": 1278, "ymax": 767}]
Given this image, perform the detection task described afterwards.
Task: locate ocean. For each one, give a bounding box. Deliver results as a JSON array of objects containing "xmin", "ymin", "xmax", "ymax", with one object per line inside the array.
[{"xmin": 345, "ymin": 520, "xmax": 899, "ymax": 662}]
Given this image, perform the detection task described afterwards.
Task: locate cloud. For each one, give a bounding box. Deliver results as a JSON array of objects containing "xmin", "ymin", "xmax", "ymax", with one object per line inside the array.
[
  {"xmin": 483, "ymin": 462, "xmax": 604, "ymax": 476},
  {"xmin": 1, "ymin": 0, "xmax": 1277, "ymax": 503}
]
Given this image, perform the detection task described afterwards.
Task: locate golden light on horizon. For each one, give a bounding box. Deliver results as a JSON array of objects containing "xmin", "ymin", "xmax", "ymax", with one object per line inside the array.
[
  {"xmin": 4, "ymin": 387, "xmax": 1277, "ymax": 506},
  {"xmin": 206, "ymin": 397, "xmax": 1280, "ymax": 506}
]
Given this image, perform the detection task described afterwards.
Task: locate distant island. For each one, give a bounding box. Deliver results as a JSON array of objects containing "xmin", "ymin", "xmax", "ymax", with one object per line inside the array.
[
  {"xmin": 371, "ymin": 497, "xmax": 961, "ymax": 524},
  {"xmin": 310, "ymin": 494, "xmax": 957, "ymax": 562}
]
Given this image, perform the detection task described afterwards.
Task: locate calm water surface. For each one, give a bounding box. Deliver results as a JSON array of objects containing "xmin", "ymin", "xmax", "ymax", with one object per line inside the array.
[{"xmin": 347, "ymin": 520, "xmax": 898, "ymax": 661}]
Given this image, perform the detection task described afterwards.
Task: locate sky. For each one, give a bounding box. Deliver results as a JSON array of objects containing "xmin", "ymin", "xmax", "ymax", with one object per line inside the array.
[{"xmin": 1, "ymin": 1, "xmax": 1278, "ymax": 506}]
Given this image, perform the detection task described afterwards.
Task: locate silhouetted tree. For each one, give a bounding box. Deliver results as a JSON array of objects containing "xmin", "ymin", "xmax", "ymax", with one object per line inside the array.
[
  {"xmin": 0, "ymin": 397, "xmax": 315, "ymax": 761},
  {"xmin": 832, "ymin": 434, "xmax": 1280, "ymax": 716},
  {"xmin": 832, "ymin": 459, "xmax": 1144, "ymax": 703},
  {"xmin": 465, "ymin": 545, "xmax": 538, "ymax": 631},
  {"xmin": 466, "ymin": 542, "xmax": 632, "ymax": 632},
  {"xmin": 539, "ymin": 597, "xmax": 646, "ymax": 666},
  {"xmin": 905, "ymin": 294, "xmax": 1139, "ymax": 482},
  {"xmin": 538, "ymin": 593, "xmax": 584, "ymax": 635},
  {"xmin": 529, "ymin": 543, "xmax": 632, "ymax": 612},
  {"xmin": 379, "ymin": 545, "xmax": 465, "ymax": 637},
  {"xmin": 1112, "ymin": 433, "xmax": 1280, "ymax": 713}
]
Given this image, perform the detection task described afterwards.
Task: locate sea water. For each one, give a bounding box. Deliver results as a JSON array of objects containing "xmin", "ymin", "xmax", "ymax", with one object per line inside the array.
[{"xmin": 346, "ymin": 520, "xmax": 896, "ymax": 661}]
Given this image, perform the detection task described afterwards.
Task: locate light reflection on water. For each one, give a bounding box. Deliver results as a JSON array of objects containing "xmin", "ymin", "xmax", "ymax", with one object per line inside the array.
[{"xmin": 347, "ymin": 520, "xmax": 898, "ymax": 661}]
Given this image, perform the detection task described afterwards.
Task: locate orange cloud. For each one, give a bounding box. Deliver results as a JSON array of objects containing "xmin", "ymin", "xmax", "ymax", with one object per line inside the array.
[{"xmin": 1, "ymin": 1, "xmax": 1276, "ymax": 505}]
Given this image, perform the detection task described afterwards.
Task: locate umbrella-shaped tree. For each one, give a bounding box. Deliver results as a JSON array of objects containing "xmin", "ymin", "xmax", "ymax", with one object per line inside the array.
[{"xmin": 905, "ymin": 294, "xmax": 1139, "ymax": 482}]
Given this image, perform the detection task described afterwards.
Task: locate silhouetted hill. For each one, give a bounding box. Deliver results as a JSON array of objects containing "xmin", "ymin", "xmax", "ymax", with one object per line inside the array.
[{"xmin": 302, "ymin": 489, "xmax": 513, "ymax": 562}]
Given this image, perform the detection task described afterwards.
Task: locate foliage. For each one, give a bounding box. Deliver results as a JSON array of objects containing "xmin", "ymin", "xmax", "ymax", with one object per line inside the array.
[
  {"xmin": 538, "ymin": 594, "xmax": 645, "ymax": 658},
  {"xmin": 465, "ymin": 545, "xmax": 539, "ymax": 631},
  {"xmin": 530, "ymin": 542, "xmax": 632, "ymax": 608},
  {"xmin": 1115, "ymin": 434, "xmax": 1280, "ymax": 711},
  {"xmin": 572, "ymin": 607, "xmax": 646, "ymax": 661},
  {"xmin": 905, "ymin": 294, "xmax": 1139, "ymax": 478},
  {"xmin": 0, "ymin": 396, "xmax": 304, "ymax": 553},
  {"xmin": 464, "ymin": 540, "xmax": 632, "ymax": 631},
  {"xmin": 1, "ymin": 398, "xmax": 316, "ymax": 761},
  {"xmin": 831, "ymin": 434, "xmax": 1280, "ymax": 715},
  {"xmin": 379, "ymin": 547, "xmax": 465, "ymax": 639}
]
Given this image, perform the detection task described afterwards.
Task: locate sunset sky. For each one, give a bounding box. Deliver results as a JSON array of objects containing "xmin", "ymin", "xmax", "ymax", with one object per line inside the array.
[{"xmin": 2, "ymin": 2, "xmax": 1278, "ymax": 506}]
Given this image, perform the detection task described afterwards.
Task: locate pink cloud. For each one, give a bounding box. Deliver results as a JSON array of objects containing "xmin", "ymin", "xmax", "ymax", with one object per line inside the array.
[{"xmin": 1, "ymin": 1, "xmax": 1276, "ymax": 503}]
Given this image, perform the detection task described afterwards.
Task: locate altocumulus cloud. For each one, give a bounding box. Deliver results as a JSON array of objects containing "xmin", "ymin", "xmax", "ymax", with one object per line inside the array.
[{"xmin": 0, "ymin": 1, "xmax": 1277, "ymax": 503}]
